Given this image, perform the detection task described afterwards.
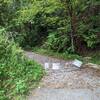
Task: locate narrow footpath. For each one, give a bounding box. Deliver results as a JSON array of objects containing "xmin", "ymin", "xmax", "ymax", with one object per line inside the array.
[{"xmin": 25, "ymin": 51, "xmax": 100, "ymax": 100}]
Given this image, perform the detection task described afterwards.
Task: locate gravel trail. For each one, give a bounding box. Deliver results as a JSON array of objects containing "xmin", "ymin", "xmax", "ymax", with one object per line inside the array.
[{"xmin": 25, "ymin": 51, "xmax": 100, "ymax": 100}]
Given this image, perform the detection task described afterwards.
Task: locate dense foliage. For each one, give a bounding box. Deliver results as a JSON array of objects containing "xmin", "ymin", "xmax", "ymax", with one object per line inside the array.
[
  {"xmin": 0, "ymin": 0, "xmax": 100, "ymax": 53},
  {"xmin": 0, "ymin": 27, "xmax": 44, "ymax": 99}
]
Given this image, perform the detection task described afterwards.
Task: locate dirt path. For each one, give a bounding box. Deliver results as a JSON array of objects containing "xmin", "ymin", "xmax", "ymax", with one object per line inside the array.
[{"xmin": 25, "ymin": 51, "xmax": 100, "ymax": 100}]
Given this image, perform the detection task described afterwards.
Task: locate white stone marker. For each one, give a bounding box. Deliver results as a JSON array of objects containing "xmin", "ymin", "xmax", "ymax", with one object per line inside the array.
[
  {"xmin": 44, "ymin": 63, "xmax": 49, "ymax": 69},
  {"xmin": 52, "ymin": 63, "xmax": 60, "ymax": 70},
  {"xmin": 72, "ymin": 59, "xmax": 83, "ymax": 68}
]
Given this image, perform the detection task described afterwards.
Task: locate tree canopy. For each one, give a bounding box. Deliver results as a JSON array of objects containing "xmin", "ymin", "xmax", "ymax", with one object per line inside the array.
[{"xmin": 0, "ymin": 0, "xmax": 100, "ymax": 52}]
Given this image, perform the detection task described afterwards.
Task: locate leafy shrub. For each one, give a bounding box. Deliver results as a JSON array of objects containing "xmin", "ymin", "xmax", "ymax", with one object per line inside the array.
[
  {"xmin": 43, "ymin": 32, "xmax": 69, "ymax": 52},
  {"xmin": 0, "ymin": 28, "xmax": 44, "ymax": 99},
  {"xmin": 77, "ymin": 21, "xmax": 100, "ymax": 48}
]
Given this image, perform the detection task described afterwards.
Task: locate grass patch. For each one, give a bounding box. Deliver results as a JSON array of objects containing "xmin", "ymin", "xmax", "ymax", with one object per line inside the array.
[
  {"xmin": 84, "ymin": 51, "xmax": 100, "ymax": 65},
  {"xmin": 32, "ymin": 47, "xmax": 83, "ymax": 60},
  {"xmin": 0, "ymin": 33, "xmax": 44, "ymax": 100},
  {"xmin": 33, "ymin": 47, "xmax": 100, "ymax": 65}
]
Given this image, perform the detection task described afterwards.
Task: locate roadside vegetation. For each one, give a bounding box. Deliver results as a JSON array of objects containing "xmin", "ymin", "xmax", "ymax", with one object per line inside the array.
[
  {"xmin": 33, "ymin": 47, "xmax": 100, "ymax": 65},
  {"xmin": 0, "ymin": 28, "xmax": 44, "ymax": 99},
  {"xmin": 32, "ymin": 47, "xmax": 82, "ymax": 60}
]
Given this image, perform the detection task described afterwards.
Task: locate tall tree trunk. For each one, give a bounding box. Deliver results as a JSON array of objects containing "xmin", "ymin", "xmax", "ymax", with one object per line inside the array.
[{"xmin": 66, "ymin": 0, "xmax": 77, "ymax": 53}]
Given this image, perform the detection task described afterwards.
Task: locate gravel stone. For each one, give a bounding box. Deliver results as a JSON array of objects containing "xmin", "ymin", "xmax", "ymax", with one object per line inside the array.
[{"xmin": 25, "ymin": 51, "xmax": 100, "ymax": 100}]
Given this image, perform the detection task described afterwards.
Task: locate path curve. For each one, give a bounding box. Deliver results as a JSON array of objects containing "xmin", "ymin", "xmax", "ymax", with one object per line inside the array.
[{"xmin": 25, "ymin": 51, "xmax": 100, "ymax": 100}]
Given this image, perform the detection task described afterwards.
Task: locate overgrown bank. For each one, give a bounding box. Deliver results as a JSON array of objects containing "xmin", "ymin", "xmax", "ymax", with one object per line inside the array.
[
  {"xmin": 0, "ymin": 28, "xmax": 44, "ymax": 99},
  {"xmin": 32, "ymin": 47, "xmax": 100, "ymax": 65}
]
